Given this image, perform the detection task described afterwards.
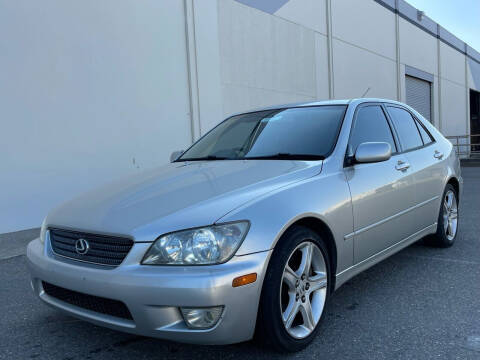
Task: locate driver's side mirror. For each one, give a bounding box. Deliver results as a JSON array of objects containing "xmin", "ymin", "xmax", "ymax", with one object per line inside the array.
[
  {"xmin": 354, "ymin": 142, "xmax": 391, "ymax": 164},
  {"xmin": 170, "ymin": 150, "xmax": 184, "ymax": 163}
]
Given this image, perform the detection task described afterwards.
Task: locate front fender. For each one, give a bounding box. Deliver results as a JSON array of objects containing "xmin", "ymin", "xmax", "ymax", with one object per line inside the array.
[{"xmin": 218, "ymin": 170, "xmax": 354, "ymax": 275}]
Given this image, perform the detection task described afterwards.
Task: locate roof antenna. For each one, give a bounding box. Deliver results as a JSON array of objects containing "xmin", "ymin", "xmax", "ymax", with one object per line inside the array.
[{"xmin": 361, "ymin": 87, "xmax": 371, "ymax": 98}]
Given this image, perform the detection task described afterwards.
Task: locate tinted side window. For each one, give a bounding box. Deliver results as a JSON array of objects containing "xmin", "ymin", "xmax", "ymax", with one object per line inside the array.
[
  {"xmin": 415, "ymin": 118, "xmax": 434, "ymax": 145},
  {"xmin": 350, "ymin": 106, "xmax": 396, "ymax": 153},
  {"xmin": 387, "ymin": 107, "xmax": 423, "ymax": 151}
]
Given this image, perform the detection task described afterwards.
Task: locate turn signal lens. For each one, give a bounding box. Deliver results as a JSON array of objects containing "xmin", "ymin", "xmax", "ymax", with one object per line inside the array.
[{"xmin": 232, "ymin": 273, "xmax": 257, "ymax": 287}]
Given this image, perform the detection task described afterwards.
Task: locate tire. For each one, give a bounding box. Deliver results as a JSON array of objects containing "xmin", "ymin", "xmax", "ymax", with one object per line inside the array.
[
  {"xmin": 256, "ymin": 226, "xmax": 331, "ymax": 352},
  {"xmin": 425, "ymin": 184, "xmax": 459, "ymax": 248}
]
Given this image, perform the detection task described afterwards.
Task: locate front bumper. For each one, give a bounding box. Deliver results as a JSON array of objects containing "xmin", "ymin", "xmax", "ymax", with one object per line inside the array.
[{"xmin": 27, "ymin": 237, "xmax": 271, "ymax": 345}]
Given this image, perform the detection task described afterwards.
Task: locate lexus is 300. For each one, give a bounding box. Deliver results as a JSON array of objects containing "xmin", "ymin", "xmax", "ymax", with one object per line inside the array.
[{"xmin": 27, "ymin": 98, "xmax": 461, "ymax": 352}]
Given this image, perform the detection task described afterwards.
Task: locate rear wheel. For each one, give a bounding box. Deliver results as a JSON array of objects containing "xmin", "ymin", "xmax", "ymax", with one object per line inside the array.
[
  {"xmin": 256, "ymin": 226, "xmax": 330, "ymax": 352},
  {"xmin": 425, "ymin": 184, "xmax": 458, "ymax": 247}
]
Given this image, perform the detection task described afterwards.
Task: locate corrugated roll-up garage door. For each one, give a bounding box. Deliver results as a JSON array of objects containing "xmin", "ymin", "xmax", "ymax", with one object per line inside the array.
[{"xmin": 406, "ymin": 75, "xmax": 432, "ymax": 122}]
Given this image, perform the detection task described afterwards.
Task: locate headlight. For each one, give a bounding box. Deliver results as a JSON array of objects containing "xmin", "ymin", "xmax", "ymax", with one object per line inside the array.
[
  {"xmin": 142, "ymin": 221, "xmax": 249, "ymax": 265},
  {"xmin": 39, "ymin": 218, "xmax": 47, "ymax": 244}
]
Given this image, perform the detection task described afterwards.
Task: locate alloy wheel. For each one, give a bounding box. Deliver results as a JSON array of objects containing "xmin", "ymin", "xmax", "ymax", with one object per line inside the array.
[
  {"xmin": 443, "ymin": 190, "xmax": 458, "ymax": 241},
  {"xmin": 280, "ymin": 241, "xmax": 327, "ymax": 339}
]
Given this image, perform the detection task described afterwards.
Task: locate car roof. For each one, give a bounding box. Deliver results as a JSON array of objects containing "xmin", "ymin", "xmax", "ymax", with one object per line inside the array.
[{"xmin": 237, "ymin": 98, "xmax": 407, "ymax": 115}]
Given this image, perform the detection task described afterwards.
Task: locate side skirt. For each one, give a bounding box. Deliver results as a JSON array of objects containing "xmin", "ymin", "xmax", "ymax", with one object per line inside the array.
[{"xmin": 334, "ymin": 223, "xmax": 437, "ymax": 290}]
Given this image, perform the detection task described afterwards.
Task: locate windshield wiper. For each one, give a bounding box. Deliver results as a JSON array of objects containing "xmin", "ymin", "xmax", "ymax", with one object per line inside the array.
[
  {"xmin": 243, "ymin": 153, "xmax": 325, "ymax": 160},
  {"xmin": 176, "ymin": 155, "xmax": 230, "ymax": 162}
]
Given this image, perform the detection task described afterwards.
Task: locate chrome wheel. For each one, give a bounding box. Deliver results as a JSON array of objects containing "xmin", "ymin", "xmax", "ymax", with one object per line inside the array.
[
  {"xmin": 280, "ymin": 241, "xmax": 327, "ymax": 339},
  {"xmin": 443, "ymin": 190, "xmax": 458, "ymax": 241}
]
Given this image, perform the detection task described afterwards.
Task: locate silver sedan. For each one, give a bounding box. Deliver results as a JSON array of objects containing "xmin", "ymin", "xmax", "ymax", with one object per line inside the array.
[{"xmin": 27, "ymin": 98, "xmax": 462, "ymax": 352}]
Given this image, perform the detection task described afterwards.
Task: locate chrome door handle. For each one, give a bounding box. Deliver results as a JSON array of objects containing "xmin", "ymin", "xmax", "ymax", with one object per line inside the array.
[
  {"xmin": 434, "ymin": 150, "xmax": 444, "ymax": 159},
  {"xmin": 395, "ymin": 160, "xmax": 410, "ymax": 171}
]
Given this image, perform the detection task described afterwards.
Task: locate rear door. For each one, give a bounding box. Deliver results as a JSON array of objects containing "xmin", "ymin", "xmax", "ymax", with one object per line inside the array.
[
  {"xmin": 385, "ymin": 106, "xmax": 445, "ymax": 231},
  {"xmin": 344, "ymin": 104, "xmax": 417, "ymax": 264}
]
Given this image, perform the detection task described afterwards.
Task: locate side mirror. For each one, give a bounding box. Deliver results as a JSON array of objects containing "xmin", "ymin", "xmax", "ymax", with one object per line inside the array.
[
  {"xmin": 355, "ymin": 142, "xmax": 391, "ymax": 163},
  {"xmin": 170, "ymin": 150, "xmax": 184, "ymax": 163}
]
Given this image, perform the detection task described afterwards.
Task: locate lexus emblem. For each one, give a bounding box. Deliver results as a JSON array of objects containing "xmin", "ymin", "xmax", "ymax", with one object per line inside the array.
[{"xmin": 75, "ymin": 238, "xmax": 90, "ymax": 255}]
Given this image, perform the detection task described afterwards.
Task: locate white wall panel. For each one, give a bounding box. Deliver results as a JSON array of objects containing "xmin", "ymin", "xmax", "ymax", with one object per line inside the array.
[
  {"xmin": 440, "ymin": 42, "xmax": 466, "ymax": 85},
  {"xmin": 315, "ymin": 33, "xmax": 330, "ymax": 100},
  {"xmin": 399, "ymin": 18, "xmax": 438, "ymax": 75},
  {"xmin": 332, "ymin": 0, "xmax": 396, "ymax": 60},
  {"xmin": 467, "ymin": 59, "xmax": 480, "ymax": 92},
  {"xmin": 440, "ymin": 80, "xmax": 467, "ymax": 136},
  {"xmin": 218, "ymin": 0, "xmax": 317, "ymax": 116},
  {"xmin": 0, "ymin": 0, "xmax": 192, "ymax": 232},
  {"xmin": 193, "ymin": 0, "xmax": 223, "ymax": 134},
  {"xmin": 333, "ymin": 40, "xmax": 397, "ymax": 100},
  {"xmin": 274, "ymin": 0, "xmax": 327, "ymax": 35}
]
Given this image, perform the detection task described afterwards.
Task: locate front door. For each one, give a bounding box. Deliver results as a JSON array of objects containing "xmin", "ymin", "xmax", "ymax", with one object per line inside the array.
[{"xmin": 344, "ymin": 104, "xmax": 417, "ymax": 264}]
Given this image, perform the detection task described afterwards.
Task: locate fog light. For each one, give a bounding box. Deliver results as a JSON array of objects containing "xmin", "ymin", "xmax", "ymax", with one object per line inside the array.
[{"xmin": 180, "ymin": 306, "xmax": 223, "ymax": 329}]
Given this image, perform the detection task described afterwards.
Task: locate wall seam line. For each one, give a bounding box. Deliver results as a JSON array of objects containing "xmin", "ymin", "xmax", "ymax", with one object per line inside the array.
[
  {"xmin": 326, "ymin": 0, "xmax": 334, "ymax": 99},
  {"xmin": 437, "ymin": 24, "xmax": 442, "ymax": 132},
  {"xmin": 332, "ymin": 36, "xmax": 397, "ymax": 63},
  {"xmin": 395, "ymin": 0, "xmax": 401, "ymax": 101}
]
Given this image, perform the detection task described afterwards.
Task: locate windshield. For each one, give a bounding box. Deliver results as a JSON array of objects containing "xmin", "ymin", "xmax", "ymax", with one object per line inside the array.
[{"xmin": 178, "ymin": 105, "xmax": 347, "ymax": 161}]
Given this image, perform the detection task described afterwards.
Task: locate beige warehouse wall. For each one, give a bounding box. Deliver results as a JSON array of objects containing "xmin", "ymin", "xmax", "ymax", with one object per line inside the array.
[
  {"xmin": 189, "ymin": 0, "xmax": 224, "ymax": 136},
  {"xmin": 438, "ymin": 42, "xmax": 468, "ymax": 138},
  {"xmin": 315, "ymin": 33, "xmax": 331, "ymax": 100},
  {"xmin": 399, "ymin": 18, "xmax": 440, "ymax": 128},
  {"xmin": 399, "ymin": 18, "xmax": 438, "ymax": 75},
  {"xmin": 218, "ymin": 0, "xmax": 474, "ymax": 137},
  {"xmin": 441, "ymin": 81, "xmax": 467, "ymax": 136},
  {"xmin": 217, "ymin": 0, "xmax": 319, "ymax": 117},
  {"xmin": 440, "ymin": 43, "xmax": 466, "ymax": 85},
  {"xmin": 0, "ymin": 0, "xmax": 194, "ymax": 233},
  {"xmin": 467, "ymin": 59, "xmax": 480, "ymax": 92},
  {"xmin": 332, "ymin": 0, "xmax": 396, "ymax": 61},
  {"xmin": 332, "ymin": 39, "xmax": 397, "ymax": 99},
  {"xmin": 331, "ymin": 0, "xmax": 397, "ymax": 100},
  {"xmin": 274, "ymin": 0, "xmax": 327, "ymax": 35}
]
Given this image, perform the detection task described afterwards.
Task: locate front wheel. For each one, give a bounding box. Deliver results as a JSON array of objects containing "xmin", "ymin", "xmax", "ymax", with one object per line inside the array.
[{"xmin": 256, "ymin": 226, "xmax": 330, "ymax": 352}]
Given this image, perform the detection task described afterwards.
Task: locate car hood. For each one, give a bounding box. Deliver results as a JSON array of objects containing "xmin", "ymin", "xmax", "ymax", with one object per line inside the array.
[{"xmin": 46, "ymin": 160, "xmax": 322, "ymax": 242}]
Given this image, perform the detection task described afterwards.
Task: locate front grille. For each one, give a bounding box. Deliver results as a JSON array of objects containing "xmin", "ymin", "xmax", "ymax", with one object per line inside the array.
[
  {"xmin": 49, "ymin": 228, "xmax": 133, "ymax": 266},
  {"xmin": 42, "ymin": 282, "xmax": 133, "ymax": 320}
]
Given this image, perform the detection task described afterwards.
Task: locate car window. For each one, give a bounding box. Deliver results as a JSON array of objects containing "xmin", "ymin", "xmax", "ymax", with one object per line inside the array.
[
  {"xmin": 178, "ymin": 106, "xmax": 347, "ymax": 161},
  {"xmin": 415, "ymin": 118, "xmax": 434, "ymax": 145},
  {"xmin": 349, "ymin": 105, "xmax": 396, "ymax": 153},
  {"xmin": 387, "ymin": 107, "xmax": 423, "ymax": 151}
]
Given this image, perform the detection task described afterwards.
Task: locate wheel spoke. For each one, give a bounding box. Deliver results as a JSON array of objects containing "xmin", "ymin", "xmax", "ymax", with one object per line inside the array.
[
  {"xmin": 283, "ymin": 300, "xmax": 300, "ymax": 329},
  {"xmin": 298, "ymin": 243, "xmax": 313, "ymax": 276},
  {"xmin": 447, "ymin": 221, "xmax": 453, "ymax": 236},
  {"xmin": 450, "ymin": 209, "xmax": 458, "ymax": 220},
  {"xmin": 308, "ymin": 274, "xmax": 327, "ymax": 292},
  {"xmin": 444, "ymin": 199, "xmax": 449, "ymax": 212},
  {"xmin": 446, "ymin": 192, "xmax": 453, "ymax": 209},
  {"xmin": 300, "ymin": 300, "xmax": 315, "ymax": 331},
  {"xmin": 283, "ymin": 265, "xmax": 298, "ymax": 290}
]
